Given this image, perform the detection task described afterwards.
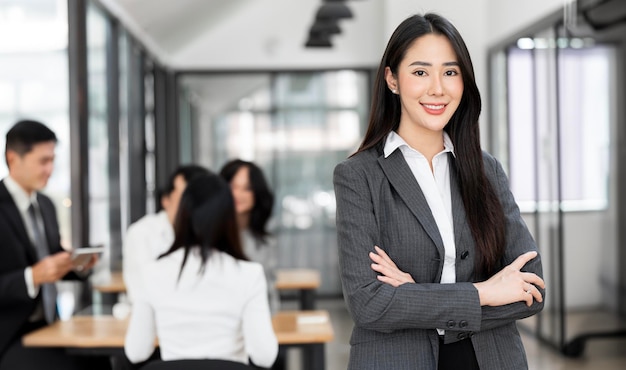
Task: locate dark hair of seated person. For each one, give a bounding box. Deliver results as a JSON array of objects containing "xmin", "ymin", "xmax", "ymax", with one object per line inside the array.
[
  {"xmin": 219, "ymin": 159, "xmax": 274, "ymax": 244},
  {"xmin": 159, "ymin": 172, "xmax": 248, "ymax": 278}
]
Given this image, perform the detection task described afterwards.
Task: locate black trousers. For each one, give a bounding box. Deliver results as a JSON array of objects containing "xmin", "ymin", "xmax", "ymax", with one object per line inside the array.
[{"xmin": 438, "ymin": 337, "xmax": 480, "ymax": 370}]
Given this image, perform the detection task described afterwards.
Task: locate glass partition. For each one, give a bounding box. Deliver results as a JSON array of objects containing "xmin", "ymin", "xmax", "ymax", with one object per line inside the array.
[
  {"xmin": 489, "ymin": 17, "xmax": 622, "ymax": 355},
  {"xmin": 86, "ymin": 2, "xmax": 110, "ymax": 254}
]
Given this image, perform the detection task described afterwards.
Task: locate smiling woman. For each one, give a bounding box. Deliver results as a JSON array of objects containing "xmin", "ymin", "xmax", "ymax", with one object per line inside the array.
[
  {"xmin": 333, "ymin": 13, "xmax": 544, "ymax": 370},
  {"xmin": 384, "ymin": 33, "xmax": 464, "ymax": 159}
]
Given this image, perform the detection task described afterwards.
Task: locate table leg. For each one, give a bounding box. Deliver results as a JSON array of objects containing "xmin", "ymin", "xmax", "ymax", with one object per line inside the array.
[
  {"xmin": 300, "ymin": 289, "xmax": 316, "ymax": 310},
  {"xmin": 302, "ymin": 343, "xmax": 325, "ymax": 370}
]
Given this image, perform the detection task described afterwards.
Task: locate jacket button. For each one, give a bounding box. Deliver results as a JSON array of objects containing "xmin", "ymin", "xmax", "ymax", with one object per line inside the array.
[
  {"xmin": 461, "ymin": 251, "xmax": 469, "ymax": 259},
  {"xmin": 446, "ymin": 320, "xmax": 456, "ymax": 328},
  {"xmin": 459, "ymin": 320, "xmax": 468, "ymax": 328},
  {"xmin": 457, "ymin": 333, "xmax": 467, "ymax": 340}
]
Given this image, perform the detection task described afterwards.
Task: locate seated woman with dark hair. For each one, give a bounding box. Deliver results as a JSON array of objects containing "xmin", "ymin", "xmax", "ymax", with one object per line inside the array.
[
  {"xmin": 124, "ymin": 172, "xmax": 278, "ymax": 368},
  {"xmin": 219, "ymin": 159, "xmax": 279, "ymax": 312}
]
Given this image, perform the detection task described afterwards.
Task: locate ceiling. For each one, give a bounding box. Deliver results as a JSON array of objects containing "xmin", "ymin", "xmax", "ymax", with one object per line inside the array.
[
  {"xmin": 97, "ymin": 0, "xmax": 332, "ymax": 67},
  {"xmin": 97, "ymin": 0, "xmax": 254, "ymax": 65},
  {"xmin": 95, "ymin": 0, "xmax": 375, "ymax": 112}
]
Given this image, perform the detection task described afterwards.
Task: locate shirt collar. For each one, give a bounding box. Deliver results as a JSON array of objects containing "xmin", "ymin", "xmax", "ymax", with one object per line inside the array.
[
  {"xmin": 3, "ymin": 175, "xmax": 38, "ymax": 213},
  {"xmin": 383, "ymin": 130, "xmax": 456, "ymax": 158}
]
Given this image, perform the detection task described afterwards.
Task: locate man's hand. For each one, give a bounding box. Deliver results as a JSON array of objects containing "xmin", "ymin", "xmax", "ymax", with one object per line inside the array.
[
  {"xmin": 32, "ymin": 251, "xmax": 73, "ymax": 286},
  {"xmin": 73, "ymin": 254, "xmax": 99, "ymax": 272}
]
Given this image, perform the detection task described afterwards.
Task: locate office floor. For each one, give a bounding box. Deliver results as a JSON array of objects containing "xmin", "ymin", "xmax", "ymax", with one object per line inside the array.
[{"xmin": 282, "ymin": 298, "xmax": 626, "ymax": 370}]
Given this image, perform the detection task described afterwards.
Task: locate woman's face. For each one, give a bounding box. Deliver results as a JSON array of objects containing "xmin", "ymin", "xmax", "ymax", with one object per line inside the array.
[
  {"xmin": 230, "ymin": 166, "xmax": 255, "ymax": 215},
  {"xmin": 385, "ymin": 33, "xmax": 464, "ymax": 136}
]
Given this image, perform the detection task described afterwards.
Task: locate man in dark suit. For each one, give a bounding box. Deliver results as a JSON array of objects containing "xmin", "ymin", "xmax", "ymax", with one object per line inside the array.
[{"xmin": 0, "ymin": 120, "xmax": 108, "ymax": 369}]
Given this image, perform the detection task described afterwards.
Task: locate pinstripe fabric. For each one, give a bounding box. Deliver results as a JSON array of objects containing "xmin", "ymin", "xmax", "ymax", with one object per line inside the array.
[{"xmin": 333, "ymin": 146, "xmax": 544, "ymax": 370}]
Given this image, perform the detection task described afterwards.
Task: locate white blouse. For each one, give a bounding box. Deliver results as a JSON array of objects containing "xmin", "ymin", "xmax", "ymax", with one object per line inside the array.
[{"xmin": 124, "ymin": 248, "xmax": 278, "ymax": 368}]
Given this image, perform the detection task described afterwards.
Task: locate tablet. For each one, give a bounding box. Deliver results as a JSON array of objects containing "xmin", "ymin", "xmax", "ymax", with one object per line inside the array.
[{"xmin": 71, "ymin": 245, "xmax": 104, "ymax": 268}]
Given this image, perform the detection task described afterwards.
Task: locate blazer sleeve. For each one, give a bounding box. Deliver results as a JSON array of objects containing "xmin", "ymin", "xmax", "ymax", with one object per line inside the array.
[
  {"xmin": 0, "ymin": 268, "xmax": 31, "ymax": 307},
  {"xmin": 242, "ymin": 264, "xmax": 278, "ymax": 368},
  {"xmin": 478, "ymin": 154, "xmax": 545, "ymax": 331},
  {"xmin": 334, "ymin": 159, "xmax": 482, "ymax": 333}
]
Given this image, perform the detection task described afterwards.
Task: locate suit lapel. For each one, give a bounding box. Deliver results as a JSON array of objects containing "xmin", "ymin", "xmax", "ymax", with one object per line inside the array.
[
  {"xmin": 377, "ymin": 149, "xmax": 445, "ymax": 256},
  {"xmin": 448, "ymin": 154, "xmax": 477, "ymax": 281},
  {"xmin": 0, "ymin": 181, "xmax": 38, "ymax": 263},
  {"xmin": 448, "ymin": 154, "xmax": 471, "ymax": 250}
]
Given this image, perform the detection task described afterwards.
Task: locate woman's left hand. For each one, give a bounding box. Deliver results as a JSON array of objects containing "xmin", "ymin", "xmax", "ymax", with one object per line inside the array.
[{"xmin": 369, "ymin": 246, "xmax": 415, "ymax": 287}]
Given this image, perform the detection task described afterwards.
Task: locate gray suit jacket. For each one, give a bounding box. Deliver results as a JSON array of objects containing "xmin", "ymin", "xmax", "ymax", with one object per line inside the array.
[{"xmin": 333, "ymin": 145, "xmax": 544, "ymax": 370}]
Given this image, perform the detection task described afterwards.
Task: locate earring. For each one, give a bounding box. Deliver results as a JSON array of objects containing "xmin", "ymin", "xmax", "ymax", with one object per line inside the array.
[{"xmin": 391, "ymin": 89, "xmax": 398, "ymax": 94}]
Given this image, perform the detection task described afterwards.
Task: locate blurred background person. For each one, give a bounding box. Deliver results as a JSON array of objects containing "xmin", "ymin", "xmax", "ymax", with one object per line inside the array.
[
  {"xmin": 0, "ymin": 120, "xmax": 105, "ymax": 370},
  {"xmin": 122, "ymin": 165, "xmax": 209, "ymax": 302},
  {"xmin": 219, "ymin": 159, "xmax": 278, "ymax": 312},
  {"xmin": 124, "ymin": 172, "xmax": 278, "ymax": 368}
]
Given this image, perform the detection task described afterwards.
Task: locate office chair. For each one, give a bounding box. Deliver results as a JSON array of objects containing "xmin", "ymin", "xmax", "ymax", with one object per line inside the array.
[{"xmin": 141, "ymin": 359, "xmax": 254, "ymax": 370}]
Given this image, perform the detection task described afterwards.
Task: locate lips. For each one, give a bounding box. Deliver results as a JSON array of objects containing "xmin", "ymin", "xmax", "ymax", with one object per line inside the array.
[{"xmin": 421, "ymin": 103, "xmax": 446, "ymax": 115}]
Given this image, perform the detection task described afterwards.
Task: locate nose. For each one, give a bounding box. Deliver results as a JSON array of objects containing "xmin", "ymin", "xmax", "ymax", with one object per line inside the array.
[
  {"xmin": 428, "ymin": 75, "xmax": 443, "ymax": 96},
  {"xmin": 44, "ymin": 162, "xmax": 54, "ymax": 177}
]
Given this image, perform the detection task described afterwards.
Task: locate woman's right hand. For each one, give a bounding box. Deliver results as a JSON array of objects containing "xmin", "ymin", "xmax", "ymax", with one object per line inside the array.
[
  {"xmin": 473, "ymin": 251, "xmax": 545, "ymax": 307},
  {"xmin": 369, "ymin": 245, "xmax": 415, "ymax": 287}
]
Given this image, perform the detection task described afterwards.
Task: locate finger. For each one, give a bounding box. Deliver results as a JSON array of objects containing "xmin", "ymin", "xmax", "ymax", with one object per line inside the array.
[
  {"xmin": 524, "ymin": 292, "xmax": 533, "ymax": 307},
  {"xmin": 370, "ymin": 263, "xmax": 397, "ymax": 279},
  {"xmin": 54, "ymin": 253, "xmax": 72, "ymax": 263},
  {"xmin": 374, "ymin": 246, "xmax": 398, "ymax": 268},
  {"xmin": 509, "ymin": 251, "xmax": 538, "ymax": 271},
  {"xmin": 369, "ymin": 252, "xmax": 387, "ymax": 266},
  {"xmin": 520, "ymin": 272, "xmax": 545, "ymax": 289},
  {"xmin": 373, "ymin": 246, "xmax": 392, "ymax": 263},
  {"xmin": 530, "ymin": 285, "xmax": 543, "ymax": 303},
  {"xmin": 377, "ymin": 275, "xmax": 401, "ymax": 288},
  {"xmin": 521, "ymin": 284, "xmax": 542, "ymax": 306},
  {"xmin": 369, "ymin": 251, "xmax": 394, "ymax": 269}
]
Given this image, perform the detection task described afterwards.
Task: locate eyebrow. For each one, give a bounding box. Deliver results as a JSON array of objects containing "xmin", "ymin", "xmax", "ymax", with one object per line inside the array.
[{"xmin": 408, "ymin": 61, "xmax": 459, "ymax": 67}]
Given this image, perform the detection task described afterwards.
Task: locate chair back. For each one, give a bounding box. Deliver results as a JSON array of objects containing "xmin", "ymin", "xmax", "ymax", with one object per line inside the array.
[{"xmin": 141, "ymin": 359, "xmax": 254, "ymax": 370}]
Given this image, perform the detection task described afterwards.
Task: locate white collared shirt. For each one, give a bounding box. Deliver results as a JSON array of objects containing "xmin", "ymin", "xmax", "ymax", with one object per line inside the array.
[
  {"xmin": 3, "ymin": 175, "xmax": 41, "ymax": 298},
  {"xmin": 124, "ymin": 249, "xmax": 278, "ymax": 367}
]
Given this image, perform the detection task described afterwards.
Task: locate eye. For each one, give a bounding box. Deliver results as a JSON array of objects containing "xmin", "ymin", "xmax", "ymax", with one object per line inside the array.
[
  {"xmin": 444, "ymin": 69, "xmax": 459, "ymax": 76},
  {"xmin": 413, "ymin": 70, "xmax": 427, "ymax": 77}
]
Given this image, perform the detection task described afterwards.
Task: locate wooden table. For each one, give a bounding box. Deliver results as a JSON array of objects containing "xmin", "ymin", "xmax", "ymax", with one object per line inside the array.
[
  {"xmin": 23, "ymin": 310, "xmax": 334, "ymax": 370},
  {"xmin": 92, "ymin": 271, "xmax": 126, "ymax": 294},
  {"xmin": 92, "ymin": 269, "xmax": 322, "ymax": 310},
  {"xmin": 274, "ymin": 268, "xmax": 321, "ymax": 310}
]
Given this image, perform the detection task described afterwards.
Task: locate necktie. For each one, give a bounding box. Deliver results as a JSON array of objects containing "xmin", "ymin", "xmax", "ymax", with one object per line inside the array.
[{"xmin": 28, "ymin": 202, "xmax": 58, "ymax": 323}]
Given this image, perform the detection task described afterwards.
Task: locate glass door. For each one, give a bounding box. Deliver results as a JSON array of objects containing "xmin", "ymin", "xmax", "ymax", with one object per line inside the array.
[{"xmin": 491, "ymin": 19, "xmax": 620, "ymax": 354}]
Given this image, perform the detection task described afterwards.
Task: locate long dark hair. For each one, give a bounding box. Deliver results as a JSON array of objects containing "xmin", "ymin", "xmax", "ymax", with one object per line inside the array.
[
  {"xmin": 219, "ymin": 159, "xmax": 274, "ymax": 245},
  {"xmin": 356, "ymin": 13, "xmax": 505, "ymax": 278},
  {"xmin": 160, "ymin": 173, "xmax": 247, "ymax": 278}
]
